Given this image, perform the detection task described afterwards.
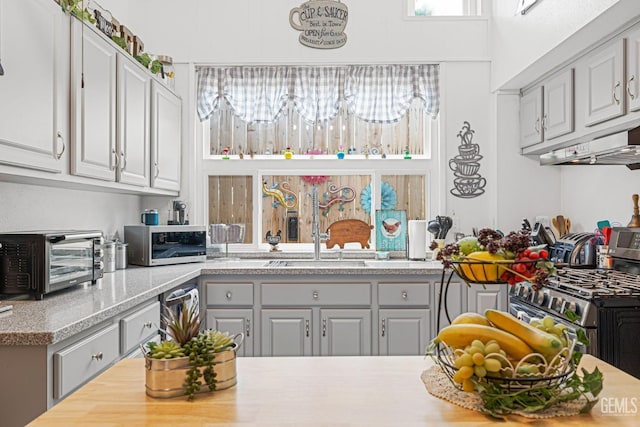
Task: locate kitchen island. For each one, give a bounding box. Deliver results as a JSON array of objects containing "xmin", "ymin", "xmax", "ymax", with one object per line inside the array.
[{"xmin": 27, "ymin": 354, "xmax": 640, "ymax": 426}]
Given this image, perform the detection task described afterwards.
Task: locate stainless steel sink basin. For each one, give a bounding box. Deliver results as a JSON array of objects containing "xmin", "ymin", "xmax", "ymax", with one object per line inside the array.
[{"xmin": 264, "ymin": 260, "xmax": 367, "ymax": 268}]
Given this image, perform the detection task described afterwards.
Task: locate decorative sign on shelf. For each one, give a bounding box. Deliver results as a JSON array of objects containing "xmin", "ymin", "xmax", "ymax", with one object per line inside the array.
[
  {"xmin": 376, "ymin": 210, "xmax": 407, "ymax": 252},
  {"xmin": 289, "ymin": 0, "xmax": 348, "ymax": 49}
]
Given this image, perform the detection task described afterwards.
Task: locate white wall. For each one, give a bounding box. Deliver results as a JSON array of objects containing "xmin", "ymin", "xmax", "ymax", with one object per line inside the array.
[
  {"xmin": 0, "ymin": 182, "xmax": 140, "ymax": 239},
  {"xmin": 490, "ymin": 0, "xmax": 621, "ymax": 90},
  {"xmin": 98, "ymin": 0, "xmax": 489, "ymax": 63},
  {"xmin": 98, "ymin": 0, "xmax": 510, "ymax": 238},
  {"xmin": 560, "ymin": 167, "xmax": 640, "ymax": 231}
]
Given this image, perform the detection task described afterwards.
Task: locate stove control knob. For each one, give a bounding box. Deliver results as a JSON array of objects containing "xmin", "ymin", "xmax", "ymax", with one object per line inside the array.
[
  {"xmin": 562, "ymin": 301, "xmax": 577, "ymax": 316},
  {"xmin": 531, "ymin": 290, "xmax": 545, "ymax": 305},
  {"xmin": 521, "ymin": 286, "xmax": 531, "ymax": 300},
  {"xmin": 550, "ymin": 296, "xmax": 564, "ymax": 313}
]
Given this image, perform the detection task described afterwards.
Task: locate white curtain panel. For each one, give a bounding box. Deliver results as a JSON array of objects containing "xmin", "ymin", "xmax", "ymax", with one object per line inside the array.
[
  {"xmin": 292, "ymin": 66, "xmax": 343, "ymax": 123},
  {"xmin": 344, "ymin": 64, "xmax": 440, "ymax": 122},
  {"xmin": 195, "ymin": 64, "xmax": 440, "ymax": 124},
  {"xmin": 223, "ymin": 66, "xmax": 290, "ymax": 123},
  {"xmin": 196, "ymin": 67, "xmax": 221, "ymax": 121}
]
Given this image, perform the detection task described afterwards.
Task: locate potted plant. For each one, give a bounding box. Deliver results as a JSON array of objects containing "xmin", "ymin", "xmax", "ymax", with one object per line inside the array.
[{"xmin": 144, "ymin": 304, "xmax": 242, "ymax": 400}]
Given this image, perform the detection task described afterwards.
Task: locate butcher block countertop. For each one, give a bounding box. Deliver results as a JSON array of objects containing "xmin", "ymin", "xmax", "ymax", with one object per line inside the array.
[{"xmin": 28, "ymin": 355, "xmax": 640, "ymax": 426}]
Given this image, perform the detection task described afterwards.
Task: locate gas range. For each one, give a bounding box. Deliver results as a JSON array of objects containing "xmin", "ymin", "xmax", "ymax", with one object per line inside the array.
[
  {"xmin": 509, "ymin": 267, "xmax": 640, "ymax": 327},
  {"xmin": 509, "ymin": 226, "xmax": 640, "ymax": 379}
]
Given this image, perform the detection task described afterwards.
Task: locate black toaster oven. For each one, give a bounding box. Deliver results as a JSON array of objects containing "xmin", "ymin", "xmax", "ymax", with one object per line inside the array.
[{"xmin": 0, "ymin": 231, "xmax": 103, "ymax": 300}]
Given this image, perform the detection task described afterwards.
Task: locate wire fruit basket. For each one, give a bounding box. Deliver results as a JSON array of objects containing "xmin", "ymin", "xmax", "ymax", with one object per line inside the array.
[
  {"xmin": 451, "ymin": 258, "xmax": 538, "ymax": 285},
  {"xmin": 434, "ymin": 338, "xmax": 576, "ymax": 392}
]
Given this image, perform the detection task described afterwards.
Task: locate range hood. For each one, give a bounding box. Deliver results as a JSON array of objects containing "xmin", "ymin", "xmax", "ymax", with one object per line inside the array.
[{"xmin": 540, "ymin": 126, "xmax": 640, "ymax": 169}]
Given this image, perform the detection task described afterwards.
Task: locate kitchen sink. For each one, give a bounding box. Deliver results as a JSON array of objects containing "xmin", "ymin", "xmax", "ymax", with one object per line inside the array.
[{"xmin": 263, "ymin": 260, "xmax": 367, "ymax": 268}]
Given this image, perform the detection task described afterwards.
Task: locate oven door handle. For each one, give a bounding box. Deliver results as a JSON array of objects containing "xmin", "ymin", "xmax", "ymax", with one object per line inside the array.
[
  {"xmin": 165, "ymin": 288, "xmax": 198, "ymax": 309},
  {"xmin": 48, "ymin": 232, "xmax": 103, "ymax": 243}
]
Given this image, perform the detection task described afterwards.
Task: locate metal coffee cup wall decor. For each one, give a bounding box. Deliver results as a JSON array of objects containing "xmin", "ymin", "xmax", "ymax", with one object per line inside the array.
[{"xmin": 289, "ymin": 0, "xmax": 348, "ymax": 49}]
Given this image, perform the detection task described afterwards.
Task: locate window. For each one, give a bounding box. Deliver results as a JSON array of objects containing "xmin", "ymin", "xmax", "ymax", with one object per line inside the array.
[
  {"xmin": 198, "ymin": 64, "xmax": 438, "ymax": 252},
  {"xmin": 198, "ymin": 65, "xmax": 439, "ymax": 159},
  {"xmin": 207, "ymin": 173, "xmax": 427, "ymax": 249},
  {"xmin": 408, "ymin": 0, "xmax": 482, "ymax": 17},
  {"xmin": 208, "ymin": 98, "xmax": 432, "ymax": 159}
]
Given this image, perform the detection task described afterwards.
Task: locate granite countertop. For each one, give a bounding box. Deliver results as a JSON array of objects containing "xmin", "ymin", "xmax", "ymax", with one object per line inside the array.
[{"xmin": 0, "ymin": 259, "xmax": 444, "ymax": 346}]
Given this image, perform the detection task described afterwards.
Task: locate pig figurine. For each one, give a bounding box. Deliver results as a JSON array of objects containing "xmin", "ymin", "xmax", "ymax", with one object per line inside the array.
[{"xmin": 325, "ymin": 219, "xmax": 374, "ymax": 249}]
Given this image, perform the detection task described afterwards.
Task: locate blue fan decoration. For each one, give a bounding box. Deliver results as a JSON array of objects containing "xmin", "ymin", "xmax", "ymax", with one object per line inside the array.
[{"xmin": 360, "ymin": 182, "xmax": 397, "ymax": 215}]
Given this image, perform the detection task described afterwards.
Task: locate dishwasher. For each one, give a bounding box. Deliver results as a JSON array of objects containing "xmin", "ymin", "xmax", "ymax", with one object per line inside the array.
[{"xmin": 158, "ymin": 281, "xmax": 201, "ymax": 340}]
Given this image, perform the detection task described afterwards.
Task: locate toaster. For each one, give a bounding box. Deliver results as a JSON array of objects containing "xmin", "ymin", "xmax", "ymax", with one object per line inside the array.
[{"xmin": 548, "ymin": 232, "xmax": 603, "ymax": 268}]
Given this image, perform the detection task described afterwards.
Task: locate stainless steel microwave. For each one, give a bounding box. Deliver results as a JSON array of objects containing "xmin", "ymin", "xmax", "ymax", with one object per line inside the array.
[
  {"xmin": 124, "ymin": 225, "xmax": 207, "ymax": 266},
  {"xmin": 0, "ymin": 230, "xmax": 104, "ymax": 300}
]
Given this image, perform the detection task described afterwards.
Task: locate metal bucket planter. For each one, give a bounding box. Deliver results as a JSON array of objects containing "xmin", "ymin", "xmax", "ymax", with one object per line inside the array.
[{"xmin": 144, "ymin": 334, "xmax": 243, "ymax": 398}]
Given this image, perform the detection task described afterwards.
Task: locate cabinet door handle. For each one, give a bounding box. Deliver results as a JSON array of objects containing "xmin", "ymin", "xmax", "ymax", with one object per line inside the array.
[
  {"xmin": 613, "ymin": 81, "xmax": 621, "ymax": 104},
  {"xmin": 111, "ymin": 148, "xmax": 119, "ymax": 170},
  {"xmin": 225, "ymin": 291, "xmax": 232, "ymax": 300},
  {"xmin": 0, "ymin": 61, "xmax": 4, "ymax": 76},
  {"xmin": 154, "ymin": 161, "xmax": 159, "ymax": 178},
  {"xmin": 246, "ymin": 318, "xmax": 251, "ymax": 338},
  {"xmin": 91, "ymin": 352, "xmax": 104, "ymax": 361},
  {"xmin": 628, "ymin": 75, "xmax": 636, "ymax": 100},
  {"xmin": 401, "ymin": 290, "xmax": 408, "ymax": 300},
  {"xmin": 534, "ymin": 118, "xmax": 540, "ymax": 134},
  {"xmin": 541, "ymin": 114, "xmax": 547, "ymax": 131},
  {"xmin": 56, "ymin": 131, "xmax": 65, "ymax": 160},
  {"xmin": 120, "ymin": 150, "xmax": 127, "ymax": 171},
  {"xmin": 305, "ymin": 319, "xmax": 310, "ymax": 337},
  {"xmin": 322, "ymin": 318, "xmax": 327, "ymax": 337},
  {"xmin": 143, "ymin": 321, "xmax": 153, "ymax": 328},
  {"xmin": 312, "ymin": 291, "xmax": 319, "ymax": 300},
  {"xmin": 381, "ymin": 318, "xmax": 386, "ymax": 337}
]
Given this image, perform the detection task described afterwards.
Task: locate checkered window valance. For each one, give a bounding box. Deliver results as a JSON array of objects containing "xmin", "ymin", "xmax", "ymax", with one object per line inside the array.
[{"xmin": 196, "ymin": 64, "xmax": 439, "ymax": 124}]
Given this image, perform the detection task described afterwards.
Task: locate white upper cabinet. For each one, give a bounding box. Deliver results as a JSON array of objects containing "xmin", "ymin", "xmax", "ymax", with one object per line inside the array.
[
  {"xmin": 70, "ymin": 18, "xmax": 117, "ymax": 181},
  {"xmin": 151, "ymin": 81, "xmax": 181, "ymax": 191},
  {"xmin": 520, "ymin": 87, "xmax": 543, "ymax": 148},
  {"xmin": 627, "ymin": 28, "xmax": 640, "ymax": 113},
  {"xmin": 0, "ymin": 0, "xmax": 67, "ymax": 172},
  {"xmin": 584, "ymin": 38, "xmax": 626, "ymax": 126},
  {"xmin": 117, "ymin": 54, "xmax": 150, "ymax": 186},
  {"xmin": 520, "ymin": 69, "xmax": 574, "ymax": 149},
  {"xmin": 543, "ymin": 69, "xmax": 574, "ymax": 140}
]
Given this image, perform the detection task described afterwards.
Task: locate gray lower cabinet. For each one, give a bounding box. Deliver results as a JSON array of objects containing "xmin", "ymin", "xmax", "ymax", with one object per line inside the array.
[
  {"xmin": 53, "ymin": 323, "xmax": 120, "ymax": 399},
  {"xmin": 206, "ymin": 308, "xmax": 253, "ymax": 357},
  {"xmin": 319, "ymin": 309, "xmax": 371, "ymax": 356},
  {"xmin": 378, "ymin": 309, "xmax": 430, "ymax": 356},
  {"xmin": 120, "ymin": 300, "xmax": 160, "ymax": 355},
  {"xmin": 204, "ymin": 282, "xmax": 254, "ymax": 356},
  {"xmin": 0, "ymin": 298, "xmax": 161, "ymax": 427},
  {"xmin": 434, "ymin": 279, "xmax": 466, "ymax": 330},
  {"xmin": 466, "ymin": 284, "xmax": 508, "ymax": 314},
  {"xmin": 378, "ymin": 282, "xmax": 431, "ymax": 356},
  {"xmin": 261, "ymin": 309, "xmax": 312, "ymax": 356}
]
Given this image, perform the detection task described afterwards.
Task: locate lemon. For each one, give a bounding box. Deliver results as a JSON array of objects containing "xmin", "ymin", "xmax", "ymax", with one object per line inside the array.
[{"xmin": 459, "ymin": 251, "xmax": 506, "ymax": 282}]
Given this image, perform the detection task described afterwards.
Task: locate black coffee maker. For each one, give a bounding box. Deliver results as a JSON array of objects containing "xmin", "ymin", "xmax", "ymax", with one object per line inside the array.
[{"xmin": 169, "ymin": 200, "xmax": 189, "ymax": 225}]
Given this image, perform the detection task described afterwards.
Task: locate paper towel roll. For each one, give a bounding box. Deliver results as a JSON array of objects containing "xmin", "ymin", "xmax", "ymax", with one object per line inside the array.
[{"xmin": 408, "ymin": 220, "xmax": 427, "ymax": 260}]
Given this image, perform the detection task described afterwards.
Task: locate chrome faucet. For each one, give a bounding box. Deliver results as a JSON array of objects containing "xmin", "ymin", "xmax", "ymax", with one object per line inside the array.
[{"xmin": 311, "ymin": 186, "xmax": 329, "ymax": 260}]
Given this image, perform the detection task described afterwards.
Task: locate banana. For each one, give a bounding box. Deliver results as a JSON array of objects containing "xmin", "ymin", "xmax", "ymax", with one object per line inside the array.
[
  {"xmin": 485, "ymin": 309, "xmax": 565, "ymax": 359},
  {"xmin": 451, "ymin": 312, "xmax": 491, "ymax": 326},
  {"xmin": 435, "ymin": 324, "xmax": 534, "ymax": 360}
]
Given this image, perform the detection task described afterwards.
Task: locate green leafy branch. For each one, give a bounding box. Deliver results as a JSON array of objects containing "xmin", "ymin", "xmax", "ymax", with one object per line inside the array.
[{"xmin": 58, "ymin": 0, "xmax": 96, "ymax": 24}]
